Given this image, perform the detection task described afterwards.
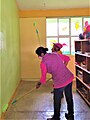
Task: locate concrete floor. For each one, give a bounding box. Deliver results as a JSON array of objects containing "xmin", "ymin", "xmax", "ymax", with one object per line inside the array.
[{"xmin": 4, "ymin": 80, "xmax": 90, "ymax": 120}]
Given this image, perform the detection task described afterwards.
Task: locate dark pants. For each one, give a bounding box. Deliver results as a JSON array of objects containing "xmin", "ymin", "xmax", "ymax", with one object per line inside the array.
[{"xmin": 53, "ymin": 82, "xmax": 74, "ymax": 119}]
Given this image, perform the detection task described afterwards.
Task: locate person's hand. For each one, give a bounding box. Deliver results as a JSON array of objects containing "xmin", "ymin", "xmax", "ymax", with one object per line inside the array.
[{"xmin": 36, "ymin": 82, "xmax": 41, "ymax": 89}]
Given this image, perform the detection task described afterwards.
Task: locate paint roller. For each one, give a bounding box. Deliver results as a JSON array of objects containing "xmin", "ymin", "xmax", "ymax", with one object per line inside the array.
[
  {"xmin": 12, "ymin": 77, "xmax": 52, "ymax": 104},
  {"xmin": 33, "ymin": 22, "xmax": 41, "ymax": 45}
]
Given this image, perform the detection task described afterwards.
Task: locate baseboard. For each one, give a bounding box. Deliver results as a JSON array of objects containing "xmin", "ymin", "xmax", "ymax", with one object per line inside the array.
[{"xmin": 1, "ymin": 79, "xmax": 22, "ymax": 119}]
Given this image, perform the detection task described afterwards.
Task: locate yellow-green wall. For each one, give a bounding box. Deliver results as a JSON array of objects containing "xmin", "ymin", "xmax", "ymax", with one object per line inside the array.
[{"xmin": 0, "ymin": 0, "xmax": 20, "ymax": 117}]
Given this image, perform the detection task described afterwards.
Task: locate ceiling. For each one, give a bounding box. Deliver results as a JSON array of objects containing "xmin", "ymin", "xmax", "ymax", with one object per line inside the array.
[{"xmin": 16, "ymin": 0, "xmax": 90, "ymax": 10}]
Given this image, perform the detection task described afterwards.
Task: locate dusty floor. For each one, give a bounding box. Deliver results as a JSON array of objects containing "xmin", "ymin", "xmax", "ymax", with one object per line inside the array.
[{"xmin": 4, "ymin": 80, "xmax": 90, "ymax": 120}]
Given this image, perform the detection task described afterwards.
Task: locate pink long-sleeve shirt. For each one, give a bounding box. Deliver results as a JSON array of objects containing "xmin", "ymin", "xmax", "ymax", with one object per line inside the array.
[
  {"xmin": 40, "ymin": 52, "xmax": 74, "ymax": 88},
  {"xmin": 59, "ymin": 54, "xmax": 70, "ymax": 63}
]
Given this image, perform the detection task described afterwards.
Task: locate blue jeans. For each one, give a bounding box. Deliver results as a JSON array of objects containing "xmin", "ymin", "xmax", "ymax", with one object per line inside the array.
[{"xmin": 53, "ymin": 82, "xmax": 74, "ymax": 119}]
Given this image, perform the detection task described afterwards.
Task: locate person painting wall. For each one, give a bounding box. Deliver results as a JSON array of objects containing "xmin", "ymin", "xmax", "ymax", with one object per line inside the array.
[{"xmin": 35, "ymin": 46, "xmax": 74, "ymax": 120}]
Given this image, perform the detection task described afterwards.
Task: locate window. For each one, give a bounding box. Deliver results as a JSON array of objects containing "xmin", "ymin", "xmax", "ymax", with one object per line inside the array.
[
  {"xmin": 59, "ymin": 38, "xmax": 70, "ymax": 54},
  {"xmin": 59, "ymin": 19, "xmax": 69, "ymax": 35},
  {"xmin": 46, "ymin": 17, "xmax": 90, "ymax": 55},
  {"xmin": 71, "ymin": 18, "xmax": 82, "ymax": 36},
  {"xmin": 46, "ymin": 18, "xmax": 58, "ymax": 36},
  {"xmin": 46, "ymin": 37, "xmax": 58, "ymax": 52}
]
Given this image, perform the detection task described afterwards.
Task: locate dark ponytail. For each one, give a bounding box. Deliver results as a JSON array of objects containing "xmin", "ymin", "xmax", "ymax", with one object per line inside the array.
[{"xmin": 35, "ymin": 47, "xmax": 48, "ymax": 56}]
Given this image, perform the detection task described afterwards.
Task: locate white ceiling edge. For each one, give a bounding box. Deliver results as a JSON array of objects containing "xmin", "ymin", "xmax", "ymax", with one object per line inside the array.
[{"xmin": 16, "ymin": 0, "xmax": 90, "ymax": 10}]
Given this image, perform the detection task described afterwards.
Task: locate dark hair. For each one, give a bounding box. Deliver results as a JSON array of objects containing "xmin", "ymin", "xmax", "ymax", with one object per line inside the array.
[{"xmin": 35, "ymin": 47, "xmax": 48, "ymax": 56}]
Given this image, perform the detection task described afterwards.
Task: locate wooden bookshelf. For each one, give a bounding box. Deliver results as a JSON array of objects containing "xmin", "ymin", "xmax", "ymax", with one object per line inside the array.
[{"xmin": 75, "ymin": 39, "xmax": 90, "ymax": 106}]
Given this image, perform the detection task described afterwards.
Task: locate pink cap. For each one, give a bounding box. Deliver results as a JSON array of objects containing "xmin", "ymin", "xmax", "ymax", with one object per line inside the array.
[{"xmin": 54, "ymin": 43, "xmax": 67, "ymax": 49}]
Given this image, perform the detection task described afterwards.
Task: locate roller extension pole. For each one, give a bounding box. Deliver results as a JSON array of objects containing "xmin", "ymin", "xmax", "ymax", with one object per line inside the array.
[
  {"xmin": 12, "ymin": 87, "xmax": 36, "ymax": 104},
  {"xmin": 12, "ymin": 77, "xmax": 52, "ymax": 104}
]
